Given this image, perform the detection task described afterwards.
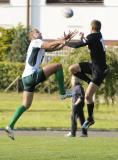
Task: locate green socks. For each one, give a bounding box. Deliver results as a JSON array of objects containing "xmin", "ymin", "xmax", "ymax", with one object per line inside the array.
[
  {"xmin": 55, "ymin": 68, "xmax": 66, "ymax": 95},
  {"xmin": 9, "ymin": 105, "xmax": 27, "ymax": 129}
]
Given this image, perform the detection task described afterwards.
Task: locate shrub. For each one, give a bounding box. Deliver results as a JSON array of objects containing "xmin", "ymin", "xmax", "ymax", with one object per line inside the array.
[
  {"xmin": 0, "ymin": 30, "xmax": 118, "ymax": 105},
  {"xmin": 62, "ymin": 47, "xmax": 118, "ymax": 105},
  {"xmin": 0, "ymin": 24, "xmax": 29, "ymax": 62},
  {"xmin": 0, "ymin": 27, "xmax": 15, "ymax": 61},
  {"xmin": 96, "ymin": 47, "xmax": 118, "ymax": 104},
  {"xmin": 10, "ymin": 24, "xmax": 29, "ymax": 62},
  {"xmin": 0, "ymin": 62, "xmax": 24, "ymax": 90}
]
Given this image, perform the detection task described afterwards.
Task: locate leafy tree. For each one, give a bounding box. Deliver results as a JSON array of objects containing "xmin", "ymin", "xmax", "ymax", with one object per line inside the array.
[
  {"xmin": 0, "ymin": 27, "xmax": 15, "ymax": 61},
  {"xmin": 62, "ymin": 47, "xmax": 118, "ymax": 105},
  {"xmin": 0, "ymin": 24, "xmax": 117, "ymax": 105},
  {"xmin": 9, "ymin": 24, "xmax": 29, "ymax": 62},
  {"xmin": 0, "ymin": 24, "xmax": 29, "ymax": 62},
  {"xmin": 96, "ymin": 47, "xmax": 118, "ymax": 105}
]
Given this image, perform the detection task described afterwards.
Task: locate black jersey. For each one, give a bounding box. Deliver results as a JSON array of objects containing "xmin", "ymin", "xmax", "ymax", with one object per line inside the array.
[
  {"xmin": 68, "ymin": 32, "xmax": 107, "ymax": 68},
  {"xmin": 85, "ymin": 32, "xmax": 106, "ymax": 66}
]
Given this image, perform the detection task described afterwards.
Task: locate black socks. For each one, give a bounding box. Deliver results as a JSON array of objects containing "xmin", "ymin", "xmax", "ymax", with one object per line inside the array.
[
  {"xmin": 74, "ymin": 71, "xmax": 91, "ymax": 84},
  {"xmin": 87, "ymin": 103, "xmax": 94, "ymax": 121}
]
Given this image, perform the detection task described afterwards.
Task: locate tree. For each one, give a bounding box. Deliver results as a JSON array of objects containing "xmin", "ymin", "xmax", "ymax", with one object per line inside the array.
[
  {"xmin": 9, "ymin": 24, "xmax": 29, "ymax": 62},
  {"xmin": 62, "ymin": 47, "xmax": 118, "ymax": 105},
  {"xmin": 0, "ymin": 27, "xmax": 15, "ymax": 61}
]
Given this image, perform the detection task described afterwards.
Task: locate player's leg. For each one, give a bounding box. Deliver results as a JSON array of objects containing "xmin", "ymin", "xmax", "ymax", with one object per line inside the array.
[
  {"xmin": 69, "ymin": 62, "xmax": 95, "ymax": 129},
  {"xmin": 69, "ymin": 63, "xmax": 91, "ymax": 84},
  {"xmin": 82, "ymin": 65, "xmax": 109, "ymax": 129},
  {"xmin": 6, "ymin": 75, "xmax": 35, "ymax": 140},
  {"xmin": 42, "ymin": 63, "xmax": 71, "ymax": 99},
  {"xmin": 82, "ymin": 82, "xmax": 97, "ymax": 129},
  {"xmin": 9, "ymin": 91, "xmax": 34, "ymax": 129},
  {"xmin": 6, "ymin": 91, "xmax": 34, "ymax": 140}
]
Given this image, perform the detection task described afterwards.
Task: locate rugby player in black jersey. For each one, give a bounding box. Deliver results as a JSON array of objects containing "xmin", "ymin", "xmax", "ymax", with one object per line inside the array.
[{"xmin": 66, "ymin": 20, "xmax": 109, "ymax": 129}]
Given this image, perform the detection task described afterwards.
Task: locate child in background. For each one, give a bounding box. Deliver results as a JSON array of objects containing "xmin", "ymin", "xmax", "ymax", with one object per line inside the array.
[{"xmin": 65, "ymin": 76, "xmax": 87, "ymax": 137}]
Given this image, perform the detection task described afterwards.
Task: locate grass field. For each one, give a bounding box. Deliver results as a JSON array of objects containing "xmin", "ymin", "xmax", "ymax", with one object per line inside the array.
[
  {"xmin": 0, "ymin": 92, "xmax": 118, "ymax": 130},
  {"xmin": 0, "ymin": 92, "xmax": 118, "ymax": 160},
  {"xmin": 0, "ymin": 135, "xmax": 118, "ymax": 160}
]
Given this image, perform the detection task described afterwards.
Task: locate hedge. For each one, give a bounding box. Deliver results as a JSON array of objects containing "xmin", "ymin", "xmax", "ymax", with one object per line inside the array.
[
  {"xmin": 0, "ymin": 47, "xmax": 118, "ymax": 104},
  {"xmin": 0, "ymin": 62, "xmax": 24, "ymax": 90},
  {"xmin": 0, "ymin": 24, "xmax": 29, "ymax": 62},
  {"xmin": 62, "ymin": 47, "xmax": 118, "ymax": 105}
]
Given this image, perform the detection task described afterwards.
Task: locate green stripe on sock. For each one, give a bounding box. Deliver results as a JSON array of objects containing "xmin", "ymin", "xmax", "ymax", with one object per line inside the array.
[
  {"xmin": 55, "ymin": 67, "xmax": 66, "ymax": 95},
  {"xmin": 9, "ymin": 105, "xmax": 26, "ymax": 129}
]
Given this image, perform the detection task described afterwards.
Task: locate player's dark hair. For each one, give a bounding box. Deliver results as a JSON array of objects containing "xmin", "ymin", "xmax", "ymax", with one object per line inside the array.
[{"xmin": 91, "ymin": 20, "xmax": 101, "ymax": 32}]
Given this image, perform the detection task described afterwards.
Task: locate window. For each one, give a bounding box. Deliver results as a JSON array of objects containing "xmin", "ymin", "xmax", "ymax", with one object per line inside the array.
[
  {"xmin": 0, "ymin": 0, "xmax": 9, "ymax": 3},
  {"xmin": 46, "ymin": 0, "xmax": 103, "ymax": 3}
]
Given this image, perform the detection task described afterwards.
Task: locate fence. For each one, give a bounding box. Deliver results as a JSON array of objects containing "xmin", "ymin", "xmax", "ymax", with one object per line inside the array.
[{"xmin": 43, "ymin": 46, "xmax": 74, "ymax": 63}]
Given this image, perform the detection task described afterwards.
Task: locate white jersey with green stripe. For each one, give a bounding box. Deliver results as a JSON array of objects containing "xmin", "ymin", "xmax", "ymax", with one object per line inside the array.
[{"xmin": 22, "ymin": 39, "xmax": 45, "ymax": 78}]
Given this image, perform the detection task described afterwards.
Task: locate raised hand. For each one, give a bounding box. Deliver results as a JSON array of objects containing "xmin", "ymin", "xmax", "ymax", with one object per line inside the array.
[
  {"xmin": 63, "ymin": 30, "xmax": 78, "ymax": 41},
  {"xmin": 79, "ymin": 32, "xmax": 85, "ymax": 40}
]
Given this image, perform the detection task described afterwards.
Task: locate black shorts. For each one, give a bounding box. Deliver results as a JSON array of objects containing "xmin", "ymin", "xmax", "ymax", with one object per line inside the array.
[
  {"xmin": 79, "ymin": 62, "xmax": 109, "ymax": 86},
  {"xmin": 22, "ymin": 69, "xmax": 46, "ymax": 92}
]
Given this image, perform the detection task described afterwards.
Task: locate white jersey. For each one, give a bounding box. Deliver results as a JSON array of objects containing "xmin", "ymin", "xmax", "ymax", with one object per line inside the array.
[{"xmin": 22, "ymin": 39, "xmax": 45, "ymax": 78}]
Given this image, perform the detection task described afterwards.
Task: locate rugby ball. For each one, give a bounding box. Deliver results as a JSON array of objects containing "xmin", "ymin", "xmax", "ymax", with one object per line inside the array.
[{"xmin": 63, "ymin": 8, "xmax": 74, "ymax": 18}]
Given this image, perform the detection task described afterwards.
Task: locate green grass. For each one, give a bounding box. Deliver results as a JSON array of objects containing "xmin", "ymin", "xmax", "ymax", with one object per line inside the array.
[
  {"xmin": 0, "ymin": 136, "xmax": 118, "ymax": 160},
  {"xmin": 1, "ymin": 92, "xmax": 118, "ymax": 160},
  {"xmin": 0, "ymin": 92, "xmax": 118, "ymax": 129}
]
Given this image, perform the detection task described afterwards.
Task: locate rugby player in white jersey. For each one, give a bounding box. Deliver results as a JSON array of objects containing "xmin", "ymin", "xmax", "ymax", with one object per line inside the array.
[{"xmin": 5, "ymin": 28, "xmax": 76, "ymax": 140}]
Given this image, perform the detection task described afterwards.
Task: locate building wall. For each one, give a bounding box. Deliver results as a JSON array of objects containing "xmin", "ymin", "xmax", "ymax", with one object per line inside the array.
[
  {"xmin": 31, "ymin": 0, "xmax": 118, "ymax": 40},
  {"xmin": 0, "ymin": 0, "xmax": 27, "ymax": 27},
  {"xmin": 0, "ymin": 0, "xmax": 118, "ymax": 40}
]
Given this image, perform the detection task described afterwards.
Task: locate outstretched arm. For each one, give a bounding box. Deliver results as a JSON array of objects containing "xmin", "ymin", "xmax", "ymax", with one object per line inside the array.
[
  {"xmin": 44, "ymin": 30, "xmax": 78, "ymax": 52},
  {"xmin": 41, "ymin": 39, "xmax": 66, "ymax": 51},
  {"xmin": 66, "ymin": 32, "xmax": 88, "ymax": 48},
  {"xmin": 66, "ymin": 40, "xmax": 87, "ymax": 48},
  {"xmin": 45, "ymin": 43, "xmax": 65, "ymax": 52}
]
